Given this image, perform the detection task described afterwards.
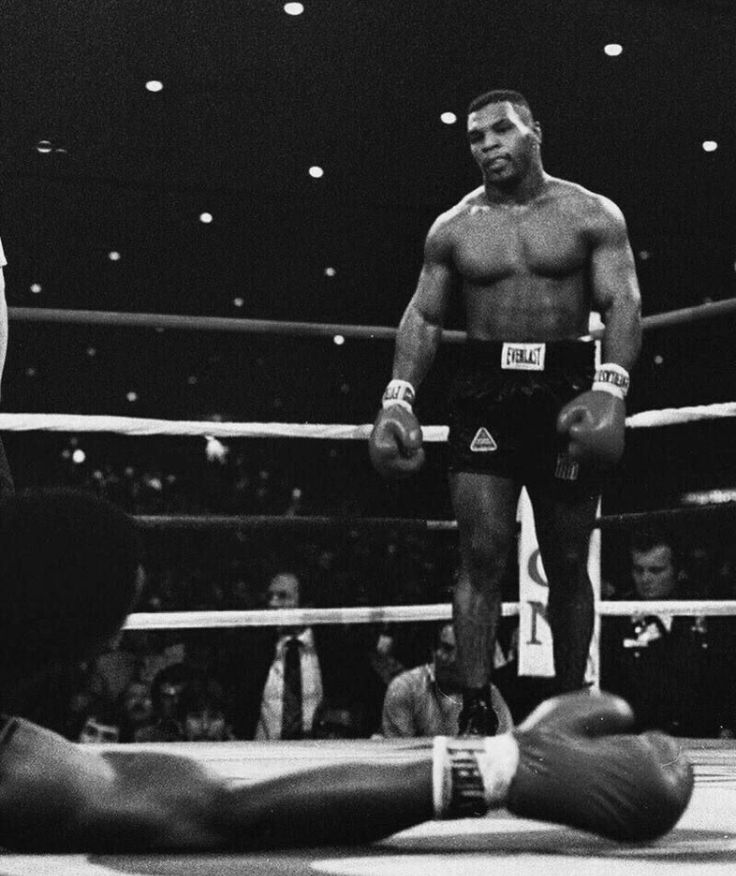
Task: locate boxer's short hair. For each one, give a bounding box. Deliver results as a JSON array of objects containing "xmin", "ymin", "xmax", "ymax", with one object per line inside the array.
[
  {"xmin": 468, "ymin": 89, "xmax": 533, "ymax": 120},
  {"xmin": 0, "ymin": 488, "xmax": 141, "ymax": 677}
]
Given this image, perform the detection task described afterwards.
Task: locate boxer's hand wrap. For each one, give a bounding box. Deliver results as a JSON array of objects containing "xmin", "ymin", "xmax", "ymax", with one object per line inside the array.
[
  {"xmin": 592, "ymin": 363, "xmax": 630, "ymax": 400},
  {"xmin": 382, "ymin": 379, "xmax": 416, "ymax": 411},
  {"xmin": 432, "ymin": 734, "xmax": 519, "ymax": 819}
]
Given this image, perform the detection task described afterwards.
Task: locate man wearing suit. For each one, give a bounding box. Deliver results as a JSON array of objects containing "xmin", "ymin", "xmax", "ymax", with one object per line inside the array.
[{"xmin": 226, "ymin": 570, "xmax": 368, "ymax": 739}]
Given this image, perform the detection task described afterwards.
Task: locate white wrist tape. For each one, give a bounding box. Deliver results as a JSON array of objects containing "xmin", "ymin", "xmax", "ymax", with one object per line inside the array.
[
  {"xmin": 382, "ymin": 379, "xmax": 416, "ymax": 411},
  {"xmin": 592, "ymin": 363, "xmax": 630, "ymax": 400},
  {"xmin": 432, "ymin": 733, "xmax": 520, "ymax": 819}
]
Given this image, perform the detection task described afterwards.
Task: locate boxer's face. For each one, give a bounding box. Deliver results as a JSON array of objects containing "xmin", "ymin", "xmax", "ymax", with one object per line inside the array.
[
  {"xmin": 467, "ymin": 101, "xmax": 540, "ymax": 184},
  {"xmin": 631, "ymin": 545, "xmax": 677, "ymax": 599}
]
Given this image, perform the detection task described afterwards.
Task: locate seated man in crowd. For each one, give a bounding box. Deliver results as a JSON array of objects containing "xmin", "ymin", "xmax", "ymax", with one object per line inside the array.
[
  {"xmin": 0, "ymin": 488, "xmax": 694, "ymax": 850},
  {"xmin": 382, "ymin": 622, "xmax": 513, "ymax": 737},
  {"xmin": 223, "ymin": 569, "xmax": 374, "ymax": 739},
  {"xmin": 601, "ymin": 528, "xmax": 724, "ymax": 736}
]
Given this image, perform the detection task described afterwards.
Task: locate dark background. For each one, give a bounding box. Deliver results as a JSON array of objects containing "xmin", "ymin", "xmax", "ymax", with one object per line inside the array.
[{"xmin": 0, "ymin": 0, "xmax": 734, "ymax": 519}]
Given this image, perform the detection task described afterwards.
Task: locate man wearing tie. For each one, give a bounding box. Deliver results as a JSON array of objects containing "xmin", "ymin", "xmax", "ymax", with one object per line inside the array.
[{"xmin": 254, "ymin": 571, "xmax": 324, "ymax": 740}]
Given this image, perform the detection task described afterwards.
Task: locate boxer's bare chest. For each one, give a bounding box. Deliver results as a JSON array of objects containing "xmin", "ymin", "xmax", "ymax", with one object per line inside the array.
[{"xmin": 452, "ymin": 198, "xmax": 589, "ymax": 285}]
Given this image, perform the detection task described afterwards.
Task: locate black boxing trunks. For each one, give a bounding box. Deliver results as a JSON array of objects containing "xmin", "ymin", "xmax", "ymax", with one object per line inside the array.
[{"xmin": 448, "ymin": 339, "xmax": 596, "ymax": 485}]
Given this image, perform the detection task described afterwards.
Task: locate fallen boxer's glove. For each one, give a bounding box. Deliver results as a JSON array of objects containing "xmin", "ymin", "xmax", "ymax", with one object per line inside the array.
[
  {"xmin": 433, "ymin": 691, "xmax": 693, "ymax": 842},
  {"xmin": 556, "ymin": 363, "xmax": 629, "ymax": 464},
  {"xmin": 368, "ymin": 380, "xmax": 425, "ymax": 478}
]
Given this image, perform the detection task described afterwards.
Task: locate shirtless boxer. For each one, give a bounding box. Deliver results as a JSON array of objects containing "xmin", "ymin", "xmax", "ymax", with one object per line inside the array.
[
  {"xmin": 0, "ymin": 489, "xmax": 691, "ymax": 850},
  {"xmin": 369, "ymin": 89, "xmax": 642, "ymax": 733}
]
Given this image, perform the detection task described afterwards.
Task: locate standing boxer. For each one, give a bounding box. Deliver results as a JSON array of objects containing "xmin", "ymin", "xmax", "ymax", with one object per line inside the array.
[
  {"xmin": 370, "ymin": 90, "xmax": 642, "ymax": 733},
  {"xmin": 0, "ymin": 489, "xmax": 692, "ymax": 850}
]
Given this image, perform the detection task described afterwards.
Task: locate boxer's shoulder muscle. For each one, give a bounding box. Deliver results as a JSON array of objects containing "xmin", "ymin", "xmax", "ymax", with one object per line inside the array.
[
  {"xmin": 546, "ymin": 178, "xmax": 627, "ymax": 240},
  {"xmin": 424, "ymin": 187, "xmax": 487, "ymax": 259}
]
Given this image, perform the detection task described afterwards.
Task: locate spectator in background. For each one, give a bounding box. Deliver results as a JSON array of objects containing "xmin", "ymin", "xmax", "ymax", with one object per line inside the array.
[
  {"xmin": 116, "ymin": 679, "xmax": 155, "ymax": 742},
  {"xmin": 221, "ymin": 570, "xmax": 325, "ymax": 740},
  {"xmin": 182, "ymin": 688, "xmax": 234, "ymax": 741},
  {"xmin": 382, "ymin": 622, "xmax": 513, "ymax": 738},
  {"xmin": 601, "ymin": 528, "xmax": 724, "ymax": 736},
  {"xmin": 134, "ymin": 665, "xmax": 188, "ymax": 742},
  {"xmin": 223, "ymin": 569, "xmax": 373, "ymax": 739}
]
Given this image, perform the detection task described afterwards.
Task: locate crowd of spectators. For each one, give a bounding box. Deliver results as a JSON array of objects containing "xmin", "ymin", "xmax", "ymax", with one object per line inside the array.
[{"xmin": 9, "ymin": 436, "xmax": 736, "ymax": 742}]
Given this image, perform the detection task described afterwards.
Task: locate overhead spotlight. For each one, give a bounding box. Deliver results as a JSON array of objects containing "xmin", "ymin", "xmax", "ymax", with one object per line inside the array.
[
  {"xmin": 30, "ymin": 283, "xmax": 42, "ymax": 294},
  {"xmin": 199, "ymin": 212, "xmax": 214, "ymax": 223},
  {"xmin": 72, "ymin": 449, "xmax": 86, "ymax": 464},
  {"xmin": 638, "ymin": 250, "xmax": 651, "ymax": 261},
  {"xmin": 86, "ymin": 347, "xmax": 97, "ymax": 357},
  {"xmin": 284, "ymin": 2, "xmax": 305, "ymax": 15},
  {"xmin": 126, "ymin": 391, "xmax": 139, "ymax": 403},
  {"xmin": 604, "ymin": 44, "xmax": 623, "ymax": 56},
  {"xmin": 333, "ymin": 334, "xmax": 345, "ymax": 346},
  {"xmin": 702, "ymin": 140, "xmax": 718, "ymax": 152},
  {"xmin": 324, "ymin": 267, "xmax": 337, "ymax": 277},
  {"xmin": 25, "ymin": 367, "xmax": 37, "ymax": 377},
  {"xmin": 145, "ymin": 80, "xmax": 164, "ymax": 92},
  {"xmin": 36, "ymin": 140, "xmax": 52, "ymax": 154},
  {"xmin": 233, "ymin": 297, "xmax": 244, "ymax": 307},
  {"xmin": 108, "ymin": 251, "xmax": 121, "ymax": 261},
  {"xmin": 308, "ymin": 166, "xmax": 324, "ymax": 178},
  {"xmin": 440, "ymin": 112, "xmax": 457, "ymax": 125},
  {"xmin": 653, "ymin": 355, "xmax": 664, "ymax": 365}
]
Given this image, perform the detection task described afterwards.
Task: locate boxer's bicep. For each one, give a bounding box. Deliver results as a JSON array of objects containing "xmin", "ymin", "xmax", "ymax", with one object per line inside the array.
[
  {"xmin": 407, "ymin": 221, "xmax": 457, "ymax": 329},
  {"xmin": 588, "ymin": 200, "xmax": 642, "ymax": 368}
]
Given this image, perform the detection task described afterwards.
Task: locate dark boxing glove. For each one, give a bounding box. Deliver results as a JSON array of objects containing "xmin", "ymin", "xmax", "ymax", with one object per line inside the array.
[
  {"xmin": 556, "ymin": 363, "xmax": 629, "ymax": 465},
  {"xmin": 368, "ymin": 380, "xmax": 425, "ymax": 479},
  {"xmin": 433, "ymin": 691, "xmax": 693, "ymax": 842}
]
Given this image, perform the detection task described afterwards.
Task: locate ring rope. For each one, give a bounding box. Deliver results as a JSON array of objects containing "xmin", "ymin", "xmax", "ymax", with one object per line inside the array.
[
  {"xmin": 10, "ymin": 297, "xmax": 736, "ymax": 338},
  {"xmin": 122, "ymin": 599, "xmax": 736, "ymax": 631},
  {"xmin": 0, "ymin": 401, "xmax": 734, "ymax": 439},
  {"xmin": 134, "ymin": 501, "xmax": 736, "ymax": 534}
]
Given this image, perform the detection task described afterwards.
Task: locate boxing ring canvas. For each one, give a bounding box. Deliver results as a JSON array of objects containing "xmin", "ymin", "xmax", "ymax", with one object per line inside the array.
[{"xmin": 1, "ymin": 738, "xmax": 734, "ymax": 875}]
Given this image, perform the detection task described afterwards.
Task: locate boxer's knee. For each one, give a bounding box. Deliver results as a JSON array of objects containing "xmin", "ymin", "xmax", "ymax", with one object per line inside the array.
[{"xmin": 460, "ymin": 527, "xmax": 512, "ymax": 585}]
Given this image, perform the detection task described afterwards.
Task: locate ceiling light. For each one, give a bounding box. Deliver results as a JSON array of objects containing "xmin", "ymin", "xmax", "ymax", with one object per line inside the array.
[
  {"xmin": 604, "ymin": 44, "xmax": 623, "ymax": 56},
  {"xmin": 308, "ymin": 166, "xmax": 324, "ymax": 178},
  {"xmin": 30, "ymin": 283, "xmax": 42, "ymax": 294},
  {"xmin": 199, "ymin": 212, "xmax": 214, "ymax": 223},
  {"xmin": 440, "ymin": 112, "xmax": 457, "ymax": 125},
  {"xmin": 284, "ymin": 3, "xmax": 305, "ymax": 15},
  {"xmin": 702, "ymin": 140, "xmax": 718, "ymax": 152},
  {"xmin": 145, "ymin": 80, "xmax": 164, "ymax": 92}
]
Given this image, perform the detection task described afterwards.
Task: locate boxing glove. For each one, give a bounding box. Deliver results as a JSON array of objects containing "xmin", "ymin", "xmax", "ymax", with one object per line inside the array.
[
  {"xmin": 556, "ymin": 363, "xmax": 630, "ymax": 465},
  {"xmin": 433, "ymin": 691, "xmax": 693, "ymax": 842},
  {"xmin": 368, "ymin": 380, "xmax": 425, "ymax": 479}
]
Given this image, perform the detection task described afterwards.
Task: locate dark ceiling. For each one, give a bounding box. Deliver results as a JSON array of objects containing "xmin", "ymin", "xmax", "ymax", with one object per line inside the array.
[{"xmin": 0, "ymin": 0, "xmax": 734, "ymax": 436}]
